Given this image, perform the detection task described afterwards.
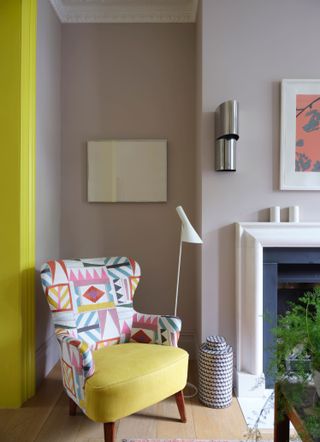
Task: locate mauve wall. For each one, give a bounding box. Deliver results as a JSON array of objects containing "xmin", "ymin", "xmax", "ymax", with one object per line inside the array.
[
  {"xmin": 36, "ymin": 0, "xmax": 61, "ymax": 384},
  {"xmin": 61, "ymin": 24, "xmax": 197, "ymax": 351},
  {"xmin": 200, "ymin": 0, "xmax": 320, "ymax": 348},
  {"xmin": 195, "ymin": 2, "xmax": 203, "ymax": 345}
]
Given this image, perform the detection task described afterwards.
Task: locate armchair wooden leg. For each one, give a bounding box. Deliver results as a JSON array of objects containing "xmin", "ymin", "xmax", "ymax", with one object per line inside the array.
[
  {"xmin": 175, "ymin": 390, "xmax": 187, "ymax": 423},
  {"xmin": 104, "ymin": 422, "xmax": 115, "ymax": 442},
  {"xmin": 69, "ymin": 397, "xmax": 77, "ymax": 416}
]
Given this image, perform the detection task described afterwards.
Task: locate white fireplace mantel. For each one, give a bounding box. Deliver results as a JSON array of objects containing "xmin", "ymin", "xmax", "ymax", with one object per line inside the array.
[{"xmin": 235, "ymin": 222, "xmax": 320, "ymax": 397}]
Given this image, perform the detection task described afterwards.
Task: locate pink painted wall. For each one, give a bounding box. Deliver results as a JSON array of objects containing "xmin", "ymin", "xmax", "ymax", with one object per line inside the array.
[
  {"xmin": 61, "ymin": 24, "xmax": 197, "ymax": 352},
  {"xmin": 199, "ymin": 0, "xmax": 320, "ymax": 349},
  {"xmin": 36, "ymin": 0, "xmax": 61, "ymax": 384},
  {"xmin": 195, "ymin": 1, "xmax": 203, "ymax": 345}
]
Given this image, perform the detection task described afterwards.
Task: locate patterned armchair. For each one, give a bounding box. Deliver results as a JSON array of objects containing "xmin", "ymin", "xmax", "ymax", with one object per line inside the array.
[{"xmin": 41, "ymin": 257, "xmax": 188, "ymax": 442}]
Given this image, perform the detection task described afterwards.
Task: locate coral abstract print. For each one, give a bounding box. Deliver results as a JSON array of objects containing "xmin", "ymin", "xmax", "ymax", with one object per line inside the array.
[{"xmin": 296, "ymin": 94, "xmax": 320, "ymax": 172}]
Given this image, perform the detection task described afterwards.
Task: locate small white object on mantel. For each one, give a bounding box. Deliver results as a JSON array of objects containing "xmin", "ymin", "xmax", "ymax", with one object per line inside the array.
[
  {"xmin": 289, "ymin": 205, "xmax": 300, "ymax": 223},
  {"xmin": 270, "ymin": 206, "xmax": 280, "ymax": 223}
]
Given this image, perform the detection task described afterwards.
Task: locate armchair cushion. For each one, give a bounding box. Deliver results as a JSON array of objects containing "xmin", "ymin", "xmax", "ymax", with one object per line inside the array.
[{"xmin": 85, "ymin": 343, "xmax": 188, "ymax": 422}]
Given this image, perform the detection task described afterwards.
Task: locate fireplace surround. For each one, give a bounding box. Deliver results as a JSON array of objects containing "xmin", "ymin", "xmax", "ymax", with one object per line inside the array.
[{"xmin": 235, "ymin": 222, "xmax": 320, "ymax": 398}]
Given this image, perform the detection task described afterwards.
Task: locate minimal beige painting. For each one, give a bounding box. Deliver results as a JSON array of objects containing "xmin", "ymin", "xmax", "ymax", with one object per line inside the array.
[{"xmin": 87, "ymin": 139, "xmax": 167, "ymax": 202}]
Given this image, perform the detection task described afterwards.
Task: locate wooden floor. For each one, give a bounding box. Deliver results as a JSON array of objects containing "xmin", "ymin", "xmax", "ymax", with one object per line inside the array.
[{"xmin": 0, "ymin": 363, "xmax": 273, "ymax": 442}]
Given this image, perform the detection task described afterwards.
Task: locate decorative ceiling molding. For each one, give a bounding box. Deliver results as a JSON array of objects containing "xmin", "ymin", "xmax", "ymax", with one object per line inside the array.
[{"xmin": 50, "ymin": 0, "xmax": 199, "ymax": 23}]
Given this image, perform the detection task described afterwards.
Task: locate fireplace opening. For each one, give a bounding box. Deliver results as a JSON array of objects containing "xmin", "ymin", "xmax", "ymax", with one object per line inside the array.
[
  {"xmin": 263, "ymin": 248, "xmax": 320, "ymax": 388},
  {"xmin": 278, "ymin": 282, "xmax": 320, "ymax": 316}
]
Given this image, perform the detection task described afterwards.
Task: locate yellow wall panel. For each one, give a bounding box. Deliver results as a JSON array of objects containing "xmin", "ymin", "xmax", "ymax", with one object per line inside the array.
[{"xmin": 0, "ymin": 0, "xmax": 36, "ymax": 407}]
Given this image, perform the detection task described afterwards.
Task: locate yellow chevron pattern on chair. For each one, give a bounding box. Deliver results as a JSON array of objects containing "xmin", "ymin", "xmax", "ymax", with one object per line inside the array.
[{"xmin": 41, "ymin": 257, "xmax": 189, "ymax": 442}]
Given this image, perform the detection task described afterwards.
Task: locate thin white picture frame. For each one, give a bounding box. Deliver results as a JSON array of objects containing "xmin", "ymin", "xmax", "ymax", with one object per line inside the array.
[{"xmin": 280, "ymin": 79, "xmax": 320, "ymax": 190}]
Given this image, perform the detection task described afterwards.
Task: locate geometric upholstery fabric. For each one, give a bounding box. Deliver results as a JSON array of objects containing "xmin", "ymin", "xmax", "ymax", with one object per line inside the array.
[
  {"xmin": 85, "ymin": 343, "xmax": 188, "ymax": 422},
  {"xmin": 40, "ymin": 257, "xmax": 185, "ymax": 417}
]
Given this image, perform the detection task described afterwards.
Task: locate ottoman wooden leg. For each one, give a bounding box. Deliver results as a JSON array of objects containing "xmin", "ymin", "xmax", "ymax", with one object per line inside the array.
[
  {"xmin": 175, "ymin": 390, "xmax": 187, "ymax": 423},
  {"xmin": 104, "ymin": 422, "xmax": 115, "ymax": 442}
]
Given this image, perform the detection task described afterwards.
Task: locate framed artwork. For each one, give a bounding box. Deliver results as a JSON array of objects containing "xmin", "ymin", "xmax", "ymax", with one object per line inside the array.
[
  {"xmin": 280, "ymin": 79, "xmax": 320, "ymax": 190},
  {"xmin": 87, "ymin": 139, "xmax": 167, "ymax": 202}
]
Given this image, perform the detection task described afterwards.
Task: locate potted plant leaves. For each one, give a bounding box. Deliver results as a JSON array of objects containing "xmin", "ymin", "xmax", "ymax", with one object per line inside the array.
[
  {"xmin": 269, "ymin": 287, "xmax": 320, "ymax": 440},
  {"xmin": 271, "ymin": 287, "xmax": 320, "ymax": 390},
  {"xmin": 245, "ymin": 289, "xmax": 320, "ymax": 441}
]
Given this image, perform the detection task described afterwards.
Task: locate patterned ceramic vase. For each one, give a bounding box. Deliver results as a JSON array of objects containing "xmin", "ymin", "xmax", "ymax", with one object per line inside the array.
[{"xmin": 198, "ymin": 335, "xmax": 233, "ymax": 408}]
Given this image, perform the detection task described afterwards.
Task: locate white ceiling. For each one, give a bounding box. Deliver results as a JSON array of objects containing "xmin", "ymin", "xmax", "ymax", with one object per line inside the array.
[{"xmin": 50, "ymin": 0, "xmax": 199, "ymax": 23}]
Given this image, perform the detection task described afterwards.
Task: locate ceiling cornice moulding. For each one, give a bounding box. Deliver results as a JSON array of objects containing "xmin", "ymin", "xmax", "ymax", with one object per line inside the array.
[{"xmin": 50, "ymin": 0, "xmax": 198, "ymax": 23}]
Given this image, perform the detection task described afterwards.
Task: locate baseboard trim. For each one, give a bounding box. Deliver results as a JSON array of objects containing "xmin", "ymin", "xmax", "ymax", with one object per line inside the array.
[{"xmin": 36, "ymin": 333, "xmax": 60, "ymax": 387}]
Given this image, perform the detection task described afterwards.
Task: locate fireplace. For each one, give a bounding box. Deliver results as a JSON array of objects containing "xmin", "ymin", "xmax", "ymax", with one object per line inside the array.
[
  {"xmin": 263, "ymin": 247, "xmax": 320, "ymax": 388},
  {"xmin": 235, "ymin": 222, "xmax": 320, "ymax": 398}
]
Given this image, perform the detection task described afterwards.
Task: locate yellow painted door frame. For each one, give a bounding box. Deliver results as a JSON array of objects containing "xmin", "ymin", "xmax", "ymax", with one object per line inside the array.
[{"xmin": 0, "ymin": 0, "xmax": 37, "ymax": 407}]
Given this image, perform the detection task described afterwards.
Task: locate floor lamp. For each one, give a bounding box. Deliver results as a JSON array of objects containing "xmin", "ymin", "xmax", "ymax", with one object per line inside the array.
[
  {"xmin": 175, "ymin": 206, "xmax": 203, "ymax": 316},
  {"xmin": 175, "ymin": 206, "xmax": 202, "ymax": 399}
]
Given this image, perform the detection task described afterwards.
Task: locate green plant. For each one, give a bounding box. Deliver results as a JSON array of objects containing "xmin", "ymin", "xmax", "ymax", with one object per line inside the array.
[
  {"xmin": 268, "ymin": 287, "xmax": 320, "ymax": 440},
  {"xmin": 245, "ymin": 288, "xmax": 320, "ymax": 441},
  {"xmin": 271, "ymin": 287, "xmax": 320, "ymax": 382}
]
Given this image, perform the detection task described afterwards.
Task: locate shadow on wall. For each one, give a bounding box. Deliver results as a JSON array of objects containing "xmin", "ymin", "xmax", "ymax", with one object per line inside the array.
[
  {"xmin": 256, "ymin": 207, "xmax": 290, "ymax": 223},
  {"xmin": 218, "ymin": 224, "xmax": 235, "ymax": 350},
  {"xmin": 35, "ymin": 270, "xmax": 59, "ymax": 387},
  {"xmin": 272, "ymin": 80, "xmax": 281, "ymax": 192},
  {"xmin": 257, "ymin": 208, "xmax": 270, "ymax": 222},
  {"xmin": 203, "ymin": 111, "xmax": 215, "ymax": 171}
]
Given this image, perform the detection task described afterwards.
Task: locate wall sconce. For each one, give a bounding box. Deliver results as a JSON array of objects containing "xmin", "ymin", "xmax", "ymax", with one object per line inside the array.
[{"xmin": 215, "ymin": 100, "xmax": 239, "ymax": 171}]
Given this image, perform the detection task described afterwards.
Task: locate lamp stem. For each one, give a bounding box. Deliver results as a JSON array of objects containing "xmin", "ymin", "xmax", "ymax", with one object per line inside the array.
[{"xmin": 174, "ymin": 228, "xmax": 183, "ymax": 316}]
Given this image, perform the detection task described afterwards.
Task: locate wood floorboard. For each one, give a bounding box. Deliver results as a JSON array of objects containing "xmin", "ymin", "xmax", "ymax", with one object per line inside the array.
[
  {"xmin": 156, "ymin": 397, "xmax": 196, "ymax": 439},
  {"xmin": 35, "ymin": 394, "xmax": 83, "ymax": 442},
  {"xmin": 0, "ymin": 364, "xmax": 63, "ymax": 442},
  {"xmin": 191, "ymin": 396, "xmax": 248, "ymax": 440},
  {"xmin": 0, "ymin": 361, "xmax": 274, "ymax": 441},
  {"xmin": 117, "ymin": 402, "xmax": 158, "ymax": 441}
]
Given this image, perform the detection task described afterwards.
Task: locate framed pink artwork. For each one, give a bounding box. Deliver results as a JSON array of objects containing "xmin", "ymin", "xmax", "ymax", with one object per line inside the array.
[{"xmin": 281, "ymin": 79, "xmax": 320, "ymax": 190}]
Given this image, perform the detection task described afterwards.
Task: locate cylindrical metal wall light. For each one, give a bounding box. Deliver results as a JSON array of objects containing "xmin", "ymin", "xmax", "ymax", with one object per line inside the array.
[
  {"xmin": 215, "ymin": 100, "xmax": 239, "ymax": 171},
  {"xmin": 215, "ymin": 138, "xmax": 237, "ymax": 171}
]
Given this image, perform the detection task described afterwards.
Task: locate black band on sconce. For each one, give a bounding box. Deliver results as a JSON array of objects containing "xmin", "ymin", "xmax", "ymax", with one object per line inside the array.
[{"xmin": 215, "ymin": 100, "xmax": 239, "ymax": 171}]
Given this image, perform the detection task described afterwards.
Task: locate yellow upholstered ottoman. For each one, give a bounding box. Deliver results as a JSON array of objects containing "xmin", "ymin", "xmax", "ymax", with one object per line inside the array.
[{"xmin": 85, "ymin": 343, "xmax": 189, "ymax": 422}]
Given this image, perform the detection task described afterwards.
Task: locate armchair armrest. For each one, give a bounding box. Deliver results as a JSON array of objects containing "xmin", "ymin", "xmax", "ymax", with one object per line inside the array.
[
  {"xmin": 56, "ymin": 331, "xmax": 95, "ymax": 410},
  {"xmin": 131, "ymin": 312, "xmax": 182, "ymax": 347},
  {"xmin": 56, "ymin": 331, "xmax": 95, "ymax": 379}
]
